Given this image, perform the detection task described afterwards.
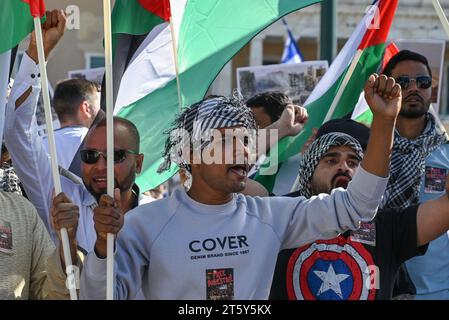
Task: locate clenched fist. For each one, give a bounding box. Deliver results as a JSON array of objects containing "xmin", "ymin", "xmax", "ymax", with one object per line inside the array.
[
  {"xmin": 93, "ymin": 189, "xmax": 124, "ymax": 258},
  {"xmin": 364, "ymin": 74, "xmax": 402, "ymax": 121}
]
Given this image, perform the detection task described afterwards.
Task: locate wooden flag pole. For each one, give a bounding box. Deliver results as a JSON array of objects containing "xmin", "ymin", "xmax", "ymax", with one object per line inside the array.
[
  {"xmin": 289, "ymin": 50, "xmax": 363, "ymax": 192},
  {"xmin": 323, "ymin": 49, "xmax": 363, "ymax": 123},
  {"xmin": 102, "ymin": 0, "xmax": 115, "ymax": 301},
  {"xmin": 170, "ymin": 19, "xmax": 182, "ymax": 112},
  {"xmin": 33, "ymin": 16, "xmax": 77, "ymax": 300},
  {"xmin": 432, "ymin": 0, "xmax": 449, "ymax": 39},
  {"xmin": 168, "ymin": 0, "xmax": 182, "ymax": 112}
]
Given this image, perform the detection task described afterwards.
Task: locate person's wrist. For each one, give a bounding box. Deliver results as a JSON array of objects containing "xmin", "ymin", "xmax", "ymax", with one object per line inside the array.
[
  {"xmin": 26, "ymin": 47, "xmax": 38, "ymax": 64},
  {"xmin": 69, "ymin": 238, "xmax": 77, "ymax": 249},
  {"xmin": 372, "ymin": 113, "xmax": 397, "ymax": 126},
  {"xmin": 44, "ymin": 43, "xmax": 57, "ymax": 59},
  {"xmin": 94, "ymin": 239, "xmax": 107, "ymax": 259},
  {"xmin": 274, "ymin": 122, "xmax": 288, "ymax": 139},
  {"xmin": 26, "ymin": 41, "xmax": 57, "ymax": 64},
  {"xmin": 265, "ymin": 121, "xmax": 285, "ymax": 140}
]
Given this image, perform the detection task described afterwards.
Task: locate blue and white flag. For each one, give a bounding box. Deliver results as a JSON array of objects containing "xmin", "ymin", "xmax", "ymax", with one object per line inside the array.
[{"xmin": 281, "ymin": 19, "xmax": 303, "ymax": 64}]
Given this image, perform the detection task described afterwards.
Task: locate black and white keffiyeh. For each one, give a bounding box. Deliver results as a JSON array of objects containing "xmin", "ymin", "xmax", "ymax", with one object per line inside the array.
[
  {"xmin": 158, "ymin": 96, "xmax": 257, "ymax": 173},
  {"xmin": 294, "ymin": 132, "xmax": 364, "ymax": 198},
  {"xmin": 381, "ymin": 113, "xmax": 447, "ymax": 210},
  {"xmin": 0, "ymin": 162, "xmax": 22, "ymax": 195}
]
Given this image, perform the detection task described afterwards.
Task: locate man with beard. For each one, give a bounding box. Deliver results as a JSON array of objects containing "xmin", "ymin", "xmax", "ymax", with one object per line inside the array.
[
  {"xmin": 269, "ymin": 119, "xmax": 449, "ymax": 300},
  {"xmin": 3, "ymin": 12, "xmax": 153, "ymax": 252},
  {"xmin": 5, "ymin": 114, "xmax": 150, "ymax": 253},
  {"xmin": 380, "ymin": 50, "xmax": 449, "ymax": 299},
  {"xmin": 79, "ymin": 73, "xmax": 400, "ymax": 299},
  {"xmin": 3, "ymin": 15, "xmax": 144, "ymax": 294}
]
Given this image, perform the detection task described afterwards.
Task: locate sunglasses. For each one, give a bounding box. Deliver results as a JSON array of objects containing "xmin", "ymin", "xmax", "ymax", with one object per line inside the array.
[
  {"xmin": 80, "ymin": 149, "xmax": 139, "ymax": 164},
  {"xmin": 395, "ymin": 75, "xmax": 432, "ymax": 90}
]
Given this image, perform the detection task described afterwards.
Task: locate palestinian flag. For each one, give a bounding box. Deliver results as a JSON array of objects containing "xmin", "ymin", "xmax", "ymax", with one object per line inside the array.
[
  {"xmin": 112, "ymin": 0, "xmax": 323, "ymax": 192},
  {"xmin": 351, "ymin": 42, "xmax": 400, "ymax": 124},
  {"xmin": 111, "ymin": 0, "xmax": 170, "ymax": 104},
  {"xmin": 0, "ymin": 0, "xmax": 40, "ymax": 142},
  {"xmin": 255, "ymin": 0, "xmax": 398, "ymax": 193}
]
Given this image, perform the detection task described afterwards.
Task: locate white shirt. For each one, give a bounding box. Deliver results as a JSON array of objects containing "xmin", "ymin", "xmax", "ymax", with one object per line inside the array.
[
  {"xmin": 42, "ymin": 126, "xmax": 88, "ymax": 170},
  {"xmin": 4, "ymin": 53, "xmax": 153, "ymax": 250},
  {"xmin": 80, "ymin": 167, "xmax": 388, "ymax": 300}
]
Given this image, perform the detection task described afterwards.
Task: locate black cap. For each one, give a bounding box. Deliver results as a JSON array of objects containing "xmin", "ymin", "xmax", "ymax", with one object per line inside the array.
[{"xmin": 316, "ymin": 118, "xmax": 370, "ymax": 150}]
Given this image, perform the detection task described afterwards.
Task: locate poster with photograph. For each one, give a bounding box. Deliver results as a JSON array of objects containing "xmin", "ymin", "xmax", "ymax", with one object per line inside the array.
[
  {"xmin": 236, "ymin": 61, "xmax": 328, "ymax": 104},
  {"xmin": 394, "ymin": 39, "xmax": 445, "ymax": 114},
  {"xmin": 424, "ymin": 167, "xmax": 448, "ymax": 194},
  {"xmin": 206, "ymin": 268, "xmax": 234, "ymax": 300},
  {"xmin": 68, "ymin": 67, "xmax": 105, "ymax": 84}
]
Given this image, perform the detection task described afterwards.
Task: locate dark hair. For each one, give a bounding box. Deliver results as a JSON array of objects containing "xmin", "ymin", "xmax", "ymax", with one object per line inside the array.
[
  {"xmin": 245, "ymin": 91, "xmax": 291, "ymax": 123},
  {"xmin": 158, "ymin": 95, "xmax": 257, "ymax": 173},
  {"xmin": 53, "ymin": 79, "xmax": 100, "ymax": 123},
  {"xmin": 1, "ymin": 143, "xmax": 7, "ymax": 156},
  {"xmin": 92, "ymin": 117, "xmax": 140, "ymax": 152},
  {"xmin": 316, "ymin": 118, "xmax": 370, "ymax": 151},
  {"xmin": 382, "ymin": 50, "xmax": 432, "ymax": 78}
]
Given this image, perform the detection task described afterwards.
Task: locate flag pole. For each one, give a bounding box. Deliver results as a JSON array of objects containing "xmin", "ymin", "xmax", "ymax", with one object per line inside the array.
[
  {"xmin": 431, "ymin": 0, "xmax": 449, "ymax": 139},
  {"xmin": 323, "ymin": 49, "xmax": 363, "ymax": 122},
  {"xmin": 103, "ymin": 0, "xmax": 115, "ymax": 301},
  {"xmin": 33, "ymin": 16, "xmax": 77, "ymax": 300},
  {"xmin": 289, "ymin": 49, "xmax": 363, "ymax": 192},
  {"xmin": 432, "ymin": 0, "xmax": 449, "ymax": 39},
  {"xmin": 168, "ymin": 1, "xmax": 182, "ymax": 112}
]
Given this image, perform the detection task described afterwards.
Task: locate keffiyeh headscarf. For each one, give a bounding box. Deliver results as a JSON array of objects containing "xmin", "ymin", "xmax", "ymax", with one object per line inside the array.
[
  {"xmin": 293, "ymin": 132, "xmax": 364, "ymax": 198},
  {"xmin": 158, "ymin": 96, "xmax": 258, "ymax": 173},
  {"xmin": 0, "ymin": 162, "xmax": 22, "ymax": 195},
  {"xmin": 381, "ymin": 113, "xmax": 448, "ymax": 210}
]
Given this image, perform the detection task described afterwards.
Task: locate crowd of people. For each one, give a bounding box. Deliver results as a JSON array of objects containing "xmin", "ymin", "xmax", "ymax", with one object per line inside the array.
[{"xmin": 1, "ymin": 9, "xmax": 449, "ymax": 300}]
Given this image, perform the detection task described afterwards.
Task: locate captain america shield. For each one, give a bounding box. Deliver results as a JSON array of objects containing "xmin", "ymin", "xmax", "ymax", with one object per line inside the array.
[{"xmin": 286, "ymin": 237, "xmax": 376, "ymax": 300}]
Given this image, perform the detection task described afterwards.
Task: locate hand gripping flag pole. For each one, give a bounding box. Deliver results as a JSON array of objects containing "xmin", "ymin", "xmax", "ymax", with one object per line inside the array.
[
  {"xmin": 29, "ymin": 0, "xmax": 77, "ymax": 300},
  {"xmin": 103, "ymin": 0, "xmax": 115, "ymax": 300}
]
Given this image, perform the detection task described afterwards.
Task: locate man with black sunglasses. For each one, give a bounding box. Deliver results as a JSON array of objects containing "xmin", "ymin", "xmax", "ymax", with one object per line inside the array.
[
  {"xmin": 381, "ymin": 50, "xmax": 449, "ymax": 299},
  {"xmin": 4, "ymin": 16, "xmax": 154, "ymax": 254},
  {"xmin": 7, "ymin": 109, "xmax": 153, "ymax": 298}
]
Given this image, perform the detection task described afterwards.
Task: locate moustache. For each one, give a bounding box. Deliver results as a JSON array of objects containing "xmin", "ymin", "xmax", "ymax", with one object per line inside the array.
[
  {"xmin": 404, "ymin": 94, "xmax": 424, "ymax": 103},
  {"xmin": 331, "ymin": 172, "xmax": 352, "ymax": 187}
]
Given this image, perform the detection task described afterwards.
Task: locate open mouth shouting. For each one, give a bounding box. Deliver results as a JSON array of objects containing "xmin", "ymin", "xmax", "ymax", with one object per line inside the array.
[
  {"xmin": 332, "ymin": 174, "xmax": 352, "ymax": 189},
  {"xmin": 228, "ymin": 164, "xmax": 249, "ymax": 179}
]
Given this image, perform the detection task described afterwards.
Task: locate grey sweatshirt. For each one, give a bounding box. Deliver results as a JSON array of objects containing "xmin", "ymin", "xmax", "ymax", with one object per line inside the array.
[
  {"xmin": 80, "ymin": 167, "xmax": 388, "ymax": 300},
  {"xmin": 0, "ymin": 191, "xmax": 69, "ymax": 299}
]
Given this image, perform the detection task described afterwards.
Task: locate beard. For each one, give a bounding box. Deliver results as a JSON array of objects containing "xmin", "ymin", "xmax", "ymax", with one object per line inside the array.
[
  {"xmin": 83, "ymin": 171, "xmax": 136, "ymax": 202},
  {"xmin": 84, "ymin": 182, "xmax": 107, "ymax": 203},
  {"xmin": 400, "ymin": 94, "xmax": 431, "ymax": 119},
  {"xmin": 310, "ymin": 179, "xmax": 332, "ymax": 196}
]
